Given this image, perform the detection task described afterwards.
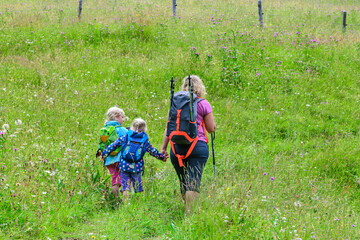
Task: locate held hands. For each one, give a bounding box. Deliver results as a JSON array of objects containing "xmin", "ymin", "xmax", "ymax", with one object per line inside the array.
[{"xmin": 161, "ymin": 149, "xmax": 169, "ymax": 162}]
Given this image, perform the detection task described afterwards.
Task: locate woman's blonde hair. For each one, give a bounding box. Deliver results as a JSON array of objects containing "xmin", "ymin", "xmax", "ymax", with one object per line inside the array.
[
  {"xmin": 181, "ymin": 75, "xmax": 207, "ymax": 98},
  {"xmin": 130, "ymin": 118, "xmax": 147, "ymax": 132},
  {"xmin": 105, "ymin": 107, "xmax": 126, "ymax": 123}
]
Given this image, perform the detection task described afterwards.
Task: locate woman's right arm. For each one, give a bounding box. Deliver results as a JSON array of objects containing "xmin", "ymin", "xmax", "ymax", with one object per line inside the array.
[
  {"xmin": 161, "ymin": 128, "xmax": 169, "ymax": 159},
  {"xmin": 161, "ymin": 111, "xmax": 170, "ymax": 159}
]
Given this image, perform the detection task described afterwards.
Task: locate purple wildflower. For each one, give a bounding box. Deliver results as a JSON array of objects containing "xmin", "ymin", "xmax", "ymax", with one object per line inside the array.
[
  {"xmin": 271, "ymin": 177, "xmax": 275, "ymax": 181},
  {"xmin": 263, "ymin": 173, "xmax": 267, "ymax": 175}
]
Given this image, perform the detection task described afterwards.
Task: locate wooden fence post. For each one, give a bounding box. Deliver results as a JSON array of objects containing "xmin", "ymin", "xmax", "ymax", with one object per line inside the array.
[
  {"xmin": 258, "ymin": 0, "xmax": 263, "ymax": 27},
  {"xmin": 342, "ymin": 11, "xmax": 347, "ymax": 31},
  {"xmin": 172, "ymin": 0, "xmax": 177, "ymax": 17},
  {"xmin": 78, "ymin": 0, "xmax": 83, "ymax": 21}
]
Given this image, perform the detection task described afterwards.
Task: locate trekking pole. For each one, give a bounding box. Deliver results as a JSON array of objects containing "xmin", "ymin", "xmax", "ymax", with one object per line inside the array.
[
  {"xmin": 188, "ymin": 75, "xmax": 194, "ymax": 121},
  {"xmin": 211, "ymin": 132, "xmax": 216, "ymax": 183},
  {"xmin": 170, "ymin": 77, "xmax": 175, "ymax": 107}
]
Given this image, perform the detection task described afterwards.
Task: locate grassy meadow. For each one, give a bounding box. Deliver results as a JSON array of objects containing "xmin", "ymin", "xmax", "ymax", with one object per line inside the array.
[{"xmin": 1, "ymin": 0, "xmax": 360, "ymax": 238}]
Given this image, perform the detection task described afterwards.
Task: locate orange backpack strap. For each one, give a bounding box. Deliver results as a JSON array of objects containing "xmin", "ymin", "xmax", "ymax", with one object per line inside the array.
[
  {"xmin": 170, "ymin": 137, "xmax": 199, "ymax": 167},
  {"xmin": 198, "ymin": 120, "xmax": 208, "ymax": 143}
]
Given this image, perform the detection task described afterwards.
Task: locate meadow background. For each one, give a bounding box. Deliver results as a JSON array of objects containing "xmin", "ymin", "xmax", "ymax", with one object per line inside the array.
[{"xmin": 1, "ymin": 0, "xmax": 360, "ymax": 239}]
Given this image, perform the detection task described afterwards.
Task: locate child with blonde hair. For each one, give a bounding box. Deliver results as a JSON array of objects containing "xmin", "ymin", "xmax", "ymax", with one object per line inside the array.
[
  {"xmin": 97, "ymin": 107, "xmax": 128, "ymax": 200},
  {"xmin": 101, "ymin": 118, "xmax": 166, "ymax": 201}
]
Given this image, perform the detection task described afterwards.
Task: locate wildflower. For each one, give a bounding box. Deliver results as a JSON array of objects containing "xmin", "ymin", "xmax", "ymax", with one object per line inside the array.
[
  {"xmin": 352, "ymin": 225, "xmax": 356, "ymax": 227},
  {"xmin": 0, "ymin": 131, "xmax": 4, "ymax": 135},
  {"xmin": 271, "ymin": 177, "xmax": 275, "ymax": 181},
  {"xmin": 15, "ymin": 119, "xmax": 22, "ymax": 125},
  {"xmin": 59, "ymin": 9, "xmax": 63, "ymax": 12},
  {"xmin": 14, "ymin": 148, "xmax": 18, "ymax": 151},
  {"xmin": 273, "ymin": 32, "xmax": 278, "ymax": 37},
  {"xmin": 263, "ymin": 172, "xmax": 267, "ymax": 175},
  {"xmin": 2, "ymin": 124, "xmax": 9, "ymax": 130},
  {"xmin": 195, "ymin": 52, "xmax": 199, "ymax": 56}
]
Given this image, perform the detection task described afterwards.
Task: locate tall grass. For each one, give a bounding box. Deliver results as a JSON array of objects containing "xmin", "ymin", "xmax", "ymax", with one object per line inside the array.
[{"xmin": 0, "ymin": 0, "xmax": 359, "ymax": 238}]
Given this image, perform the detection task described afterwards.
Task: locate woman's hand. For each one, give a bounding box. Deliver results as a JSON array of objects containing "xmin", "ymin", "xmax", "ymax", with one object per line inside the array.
[{"xmin": 161, "ymin": 149, "xmax": 169, "ymax": 160}]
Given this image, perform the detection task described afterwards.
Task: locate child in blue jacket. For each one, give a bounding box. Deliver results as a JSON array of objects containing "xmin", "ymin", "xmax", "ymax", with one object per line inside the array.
[
  {"xmin": 101, "ymin": 118, "xmax": 166, "ymax": 202},
  {"xmin": 98, "ymin": 107, "xmax": 128, "ymax": 200}
]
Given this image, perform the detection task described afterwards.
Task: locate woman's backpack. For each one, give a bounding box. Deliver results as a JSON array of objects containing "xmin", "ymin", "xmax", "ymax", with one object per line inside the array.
[
  {"xmin": 166, "ymin": 77, "xmax": 205, "ymax": 167},
  {"xmin": 121, "ymin": 131, "xmax": 148, "ymax": 163}
]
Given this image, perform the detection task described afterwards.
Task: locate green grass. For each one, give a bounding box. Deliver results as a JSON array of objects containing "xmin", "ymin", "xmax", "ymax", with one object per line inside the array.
[{"xmin": 1, "ymin": 0, "xmax": 360, "ymax": 239}]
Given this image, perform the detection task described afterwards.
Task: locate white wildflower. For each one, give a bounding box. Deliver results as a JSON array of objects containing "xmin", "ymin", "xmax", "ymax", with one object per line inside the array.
[
  {"xmin": 15, "ymin": 119, "xmax": 22, "ymax": 125},
  {"xmin": 2, "ymin": 124, "xmax": 9, "ymax": 131},
  {"xmin": 294, "ymin": 201, "xmax": 302, "ymax": 207}
]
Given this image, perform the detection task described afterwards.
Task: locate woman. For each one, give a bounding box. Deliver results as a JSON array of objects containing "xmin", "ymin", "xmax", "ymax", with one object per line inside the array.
[{"xmin": 161, "ymin": 75, "xmax": 216, "ymax": 215}]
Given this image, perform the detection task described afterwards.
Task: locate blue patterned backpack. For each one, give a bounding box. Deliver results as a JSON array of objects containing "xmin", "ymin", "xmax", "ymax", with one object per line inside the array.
[{"xmin": 121, "ymin": 130, "xmax": 148, "ymax": 163}]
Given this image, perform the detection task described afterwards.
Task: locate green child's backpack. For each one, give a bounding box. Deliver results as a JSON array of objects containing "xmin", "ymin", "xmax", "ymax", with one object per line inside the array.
[{"xmin": 99, "ymin": 125, "xmax": 121, "ymax": 156}]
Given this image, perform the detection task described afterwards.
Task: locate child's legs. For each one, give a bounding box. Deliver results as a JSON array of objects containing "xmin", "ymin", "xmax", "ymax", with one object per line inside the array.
[
  {"xmin": 107, "ymin": 163, "xmax": 121, "ymax": 198},
  {"xmin": 130, "ymin": 172, "xmax": 143, "ymax": 193},
  {"xmin": 120, "ymin": 171, "xmax": 133, "ymax": 192}
]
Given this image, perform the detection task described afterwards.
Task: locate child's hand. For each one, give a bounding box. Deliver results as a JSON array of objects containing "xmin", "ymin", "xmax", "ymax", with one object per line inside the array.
[
  {"xmin": 96, "ymin": 150, "xmax": 102, "ymax": 158},
  {"xmin": 161, "ymin": 149, "xmax": 169, "ymax": 159},
  {"xmin": 161, "ymin": 156, "xmax": 167, "ymax": 162}
]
